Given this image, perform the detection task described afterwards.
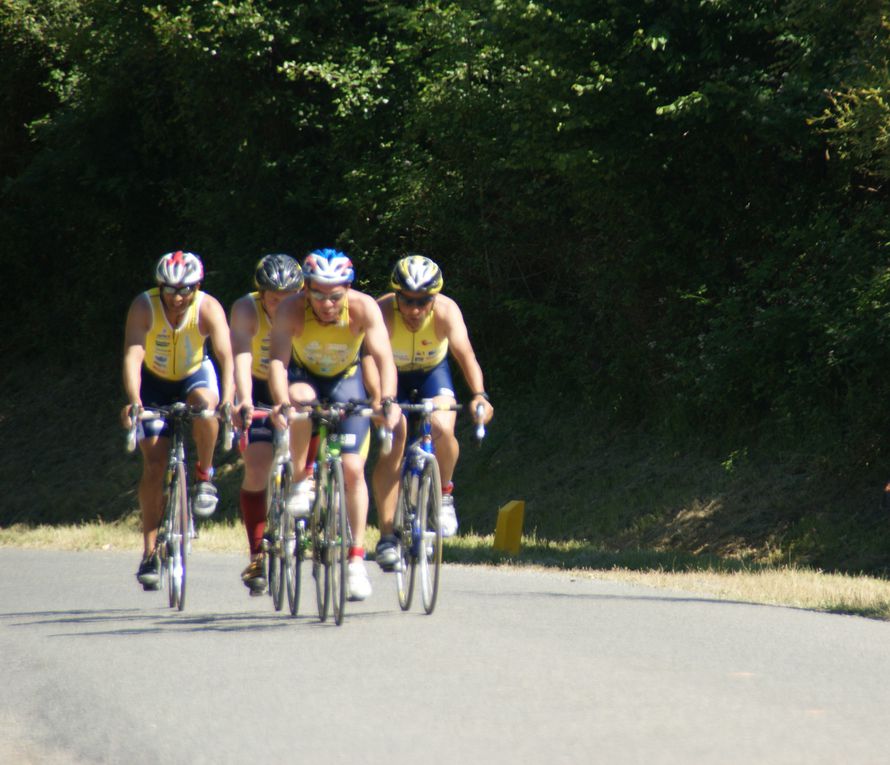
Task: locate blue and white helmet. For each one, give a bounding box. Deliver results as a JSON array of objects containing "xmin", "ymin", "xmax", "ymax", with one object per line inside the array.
[
  {"xmin": 155, "ymin": 250, "xmax": 204, "ymax": 286},
  {"xmin": 302, "ymin": 248, "xmax": 354, "ymax": 286}
]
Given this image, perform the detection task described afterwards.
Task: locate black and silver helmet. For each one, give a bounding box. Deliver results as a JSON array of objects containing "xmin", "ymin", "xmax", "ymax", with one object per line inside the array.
[{"xmin": 253, "ymin": 253, "xmax": 304, "ymax": 292}]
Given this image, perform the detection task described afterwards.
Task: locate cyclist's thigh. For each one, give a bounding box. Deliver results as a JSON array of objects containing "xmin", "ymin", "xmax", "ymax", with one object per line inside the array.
[
  {"xmin": 419, "ymin": 359, "xmax": 455, "ymax": 400},
  {"xmin": 184, "ymin": 359, "xmax": 219, "ymax": 408},
  {"xmin": 139, "ymin": 371, "xmax": 181, "ymax": 439},
  {"xmin": 328, "ymin": 367, "xmax": 371, "ymax": 457}
]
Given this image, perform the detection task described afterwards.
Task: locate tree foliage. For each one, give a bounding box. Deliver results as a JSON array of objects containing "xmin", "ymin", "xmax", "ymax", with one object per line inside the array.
[{"xmin": 2, "ymin": 0, "xmax": 890, "ymax": 445}]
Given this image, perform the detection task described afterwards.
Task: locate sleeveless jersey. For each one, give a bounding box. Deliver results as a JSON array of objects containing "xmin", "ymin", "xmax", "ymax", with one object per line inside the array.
[
  {"xmin": 292, "ymin": 296, "xmax": 363, "ymax": 377},
  {"xmin": 247, "ymin": 292, "xmax": 274, "ymax": 380},
  {"xmin": 143, "ymin": 288, "xmax": 206, "ymax": 381},
  {"xmin": 390, "ymin": 306, "xmax": 448, "ymax": 372}
]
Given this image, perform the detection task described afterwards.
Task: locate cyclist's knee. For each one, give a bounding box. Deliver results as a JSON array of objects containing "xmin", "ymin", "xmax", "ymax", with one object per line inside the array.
[
  {"xmin": 342, "ymin": 456, "xmax": 365, "ymax": 485},
  {"xmin": 243, "ymin": 446, "xmax": 272, "ymax": 486},
  {"xmin": 188, "ymin": 387, "xmax": 219, "ymax": 409}
]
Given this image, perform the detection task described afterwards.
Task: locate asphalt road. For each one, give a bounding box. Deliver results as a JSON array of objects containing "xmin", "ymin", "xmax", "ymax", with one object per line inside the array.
[{"xmin": 2, "ymin": 547, "xmax": 890, "ymax": 764}]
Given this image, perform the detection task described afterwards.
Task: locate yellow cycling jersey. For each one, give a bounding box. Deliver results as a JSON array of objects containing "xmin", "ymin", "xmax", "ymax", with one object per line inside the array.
[
  {"xmin": 247, "ymin": 292, "xmax": 274, "ymax": 380},
  {"xmin": 390, "ymin": 305, "xmax": 448, "ymax": 372},
  {"xmin": 292, "ymin": 296, "xmax": 363, "ymax": 377},
  {"xmin": 143, "ymin": 288, "xmax": 207, "ymax": 380}
]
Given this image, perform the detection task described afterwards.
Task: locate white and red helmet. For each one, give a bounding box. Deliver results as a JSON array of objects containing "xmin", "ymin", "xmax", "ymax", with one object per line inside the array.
[
  {"xmin": 302, "ymin": 248, "xmax": 354, "ymax": 286},
  {"xmin": 155, "ymin": 250, "xmax": 204, "ymax": 287}
]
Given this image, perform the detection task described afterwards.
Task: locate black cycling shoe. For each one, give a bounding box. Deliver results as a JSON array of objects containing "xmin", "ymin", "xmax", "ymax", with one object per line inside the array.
[
  {"xmin": 241, "ymin": 557, "xmax": 267, "ymax": 593},
  {"xmin": 136, "ymin": 554, "xmax": 160, "ymax": 589},
  {"xmin": 375, "ymin": 535, "xmax": 399, "ymax": 572}
]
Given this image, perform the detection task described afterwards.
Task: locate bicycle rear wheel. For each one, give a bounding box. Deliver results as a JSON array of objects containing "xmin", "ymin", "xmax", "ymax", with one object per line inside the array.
[
  {"xmin": 329, "ymin": 459, "xmax": 348, "ymax": 625},
  {"xmin": 418, "ymin": 458, "xmax": 443, "ymax": 614},
  {"xmin": 312, "ymin": 466, "xmax": 330, "ymax": 621},
  {"xmin": 395, "ymin": 473, "xmax": 417, "ymax": 611}
]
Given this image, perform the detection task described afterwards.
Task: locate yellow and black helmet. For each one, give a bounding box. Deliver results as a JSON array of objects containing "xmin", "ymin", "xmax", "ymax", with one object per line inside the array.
[{"xmin": 389, "ymin": 255, "xmax": 444, "ymax": 294}]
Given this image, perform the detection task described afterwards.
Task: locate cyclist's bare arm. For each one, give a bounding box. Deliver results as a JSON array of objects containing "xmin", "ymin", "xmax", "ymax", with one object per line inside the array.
[
  {"xmin": 267, "ymin": 293, "xmax": 304, "ymax": 425},
  {"xmin": 230, "ymin": 296, "xmax": 258, "ymax": 414},
  {"xmin": 199, "ymin": 294, "xmax": 235, "ymax": 406},
  {"xmin": 352, "ymin": 292, "xmax": 401, "ymax": 430},
  {"xmin": 435, "ymin": 296, "xmax": 493, "ymax": 424},
  {"xmin": 121, "ymin": 293, "xmax": 151, "ymax": 427},
  {"xmin": 376, "ymin": 293, "xmax": 396, "ymax": 335}
]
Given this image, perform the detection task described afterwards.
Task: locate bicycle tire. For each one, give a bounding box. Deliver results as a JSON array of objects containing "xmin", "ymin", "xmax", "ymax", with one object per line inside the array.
[
  {"xmin": 329, "ymin": 459, "xmax": 348, "ymax": 625},
  {"xmin": 268, "ymin": 466, "xmax": 285, "ymax": 611},
  {"xmin": 418, "ymin": 458, "xmax": 443, "ymax": 614},
  {"xmin": 173, "ymin": 461, "xmax": 188, "ymax": 611},
  {"xmin": 395, "ymin": 472, "xmax": 416, "ymax": 611},
  {"xmin": 312, "ymin": 465, "xmax": 331, "ymax": 621},
  {"xmin": 279, "ymin": 465, "xmax": 300, "ymax": 616},
  {"xmin": 286, "ymin": 516, "xmax": 301, "ymax": 617},
  {"xmin": 163, "ymin": 475, "xmax": 175, "ymax": 608}
]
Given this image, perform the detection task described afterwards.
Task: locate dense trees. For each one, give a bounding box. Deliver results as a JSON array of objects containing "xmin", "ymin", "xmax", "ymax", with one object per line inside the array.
[{"xmin": 3, "ymin": 0, "xmax": 889, "ymax": 445}]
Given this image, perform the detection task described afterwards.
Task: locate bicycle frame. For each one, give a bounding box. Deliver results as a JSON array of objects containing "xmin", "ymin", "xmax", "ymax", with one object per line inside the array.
[
  {"xmin": 402, "ymin": 414, "xmax": 438, "ymax": 557},
  {"xmin": 127, "ymin": 402, "xmax": 228, "ymax": 611}
]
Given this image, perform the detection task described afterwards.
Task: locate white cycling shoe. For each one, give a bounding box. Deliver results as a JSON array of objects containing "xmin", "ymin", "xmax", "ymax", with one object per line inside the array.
[
  {"xmin": 285, "ymin": 480, "xmax": 312, "ymax": 518},
  {"xmin": 347, "ymin": 559, "xmax": 372, "ymax": 601},
  {"xmin": 439, "ymin": 495, "xmax": 458, "ymax": 537}
]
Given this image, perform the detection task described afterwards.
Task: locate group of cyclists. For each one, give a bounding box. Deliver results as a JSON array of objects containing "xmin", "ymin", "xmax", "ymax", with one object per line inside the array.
[{"xmin": 122, "ymin": 248, "xmax": 494, "ymax": 603}]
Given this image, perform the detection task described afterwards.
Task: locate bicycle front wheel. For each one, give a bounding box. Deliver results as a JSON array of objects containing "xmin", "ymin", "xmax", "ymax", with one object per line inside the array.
[
  {"xmin": 394, "ymin": 473, "xmax": 416, "ymax": 611},
  {"xmin": 267, "ymin": 466, "xmax": 286, "ymax": 612},
  {"xmin": 418, "ymin": 458, "xmax": 443, "ymax": 614},
  {"xmin": 286, "ymin": 515, "xmax": 302, "ymax": 617},
  {"xmin": 172, "ymin": 462, "xmax": 189, "ymax": 611},
  {"xmin": 329, "ymin": 459, "xmax": 349, "ymax": 626},
  {"xmin": 312, "ymin": 467, "xmax": 330, "ymax": 621}
]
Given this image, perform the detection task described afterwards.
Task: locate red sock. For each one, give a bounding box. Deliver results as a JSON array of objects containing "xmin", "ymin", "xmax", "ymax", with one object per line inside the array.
[
  {"xmin": 196, "ymin": 464, "xmax": 213, "ymax": 482},
  {"xmin": 303, "ymin": 435, "xmax": 319, "ymax": 480},
  {"xmin": 442, "ymin": 481, "xmax": 454, "ymax": 495},
  {"xmin": 240, "ymin": 489, "xmax": 266, "ymax": 555},
  {"xmin": 349, "ymin": 546, "xmax": 365, "ymax": 560}
]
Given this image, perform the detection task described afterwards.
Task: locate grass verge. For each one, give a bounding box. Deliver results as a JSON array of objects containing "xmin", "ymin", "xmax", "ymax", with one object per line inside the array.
[{"xmin": 3, "ymin": 520, "xmax": 890, "ymax": 620}]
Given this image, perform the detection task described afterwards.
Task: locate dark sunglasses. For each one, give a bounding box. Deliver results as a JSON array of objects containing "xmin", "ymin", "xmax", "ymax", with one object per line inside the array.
[
  {"xmin": 161, "ymin": 284, "xmax": 197, "ymax": 296},
  {"xmin": 397, "ymin": 293, "xmax": 434, "ymax": 308}
]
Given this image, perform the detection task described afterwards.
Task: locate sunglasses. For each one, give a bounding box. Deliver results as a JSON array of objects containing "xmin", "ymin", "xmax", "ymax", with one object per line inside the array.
[
  {"xmin": 398, "ymin": 293, "xmax": 434, "ymax": 308},
  {"xmin": 309, "ymin": 289, "xmax": 346, "ymax": 303},
  {"xmin": 161, "ymin": 284, "xmax": 197, "ymax": 296}
]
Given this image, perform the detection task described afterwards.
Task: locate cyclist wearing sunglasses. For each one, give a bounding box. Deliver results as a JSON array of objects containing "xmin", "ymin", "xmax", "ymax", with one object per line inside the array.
[
  {"xmin": 371, "ymin": 255, "xmax": 494, "ymax": 570},
  {"xmin": 267, "ymin": 248, "xmax": 402, "ymax": 601},
  {"xmin": 121, "ymin": 250, "xmax": 235, "ymax": 589},
  {"xmin": 230, "ymin": 254, "xmax": 305, "ymax": 594}
]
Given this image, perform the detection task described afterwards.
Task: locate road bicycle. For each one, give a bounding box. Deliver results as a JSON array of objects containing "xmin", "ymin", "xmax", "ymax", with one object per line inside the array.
[
  {"xmin": 289, "ymin": 400, "xmax": 380, "ymax": 626},
  {"xmin": 127, "ymin": 402, "xmax": 232, "ymax": 611},
  {"xmin": 393, "ymin": 400, "xmax": 485, "ymax": 615},
  {"xmin": 242, "ymin": 408, "xmax": 303, "ymax": 617}
]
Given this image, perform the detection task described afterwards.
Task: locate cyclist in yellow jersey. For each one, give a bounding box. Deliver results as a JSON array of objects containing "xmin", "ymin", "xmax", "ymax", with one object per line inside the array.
[
  {"xmin": 268, "ymin": 248, "xmax": 402, "ymax": 601},
  {"xmin": 121, "ymin": 251, "xmax": 234, "ymax": 590},
  {"xmin": 371, "ymin": 255, "xmax": 494, "ymax": 569},
  {"xmin": 230, "ymin": 254, "xmax": 304, "ymax": 593}
]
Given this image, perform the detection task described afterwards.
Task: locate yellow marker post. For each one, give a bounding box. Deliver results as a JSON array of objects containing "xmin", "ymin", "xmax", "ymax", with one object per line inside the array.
[{"xmin": 493, "ymin": 500, "xmax": 525, "ymax": 556}]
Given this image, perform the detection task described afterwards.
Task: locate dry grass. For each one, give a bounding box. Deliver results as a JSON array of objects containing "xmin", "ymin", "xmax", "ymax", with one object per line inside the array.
[
  {"xmin": 0, "ymin": 517, "xmax": 247, "ymax": 553},
  {"xmin": 585, "ymin": 566, "xmax": 890, "ymax": 619},
  {"xmin": 3, "ymin": 522, "xmax": 890, "ymax": 618}
]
